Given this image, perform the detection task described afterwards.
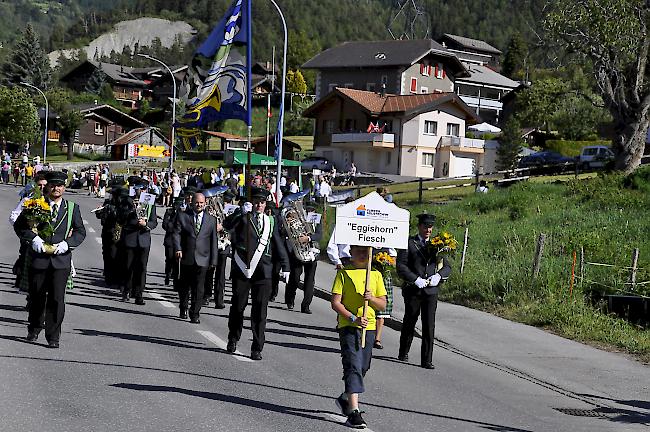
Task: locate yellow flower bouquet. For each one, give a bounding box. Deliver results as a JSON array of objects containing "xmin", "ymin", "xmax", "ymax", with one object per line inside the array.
[
  {"xmin": 372, "ymin": 251, "xmax": 396, "ymax": 277},
  {"xmin": 22, "ymin": 192, "xmax": 56, "ymax": 253},
  {"xmin": 429, "ymin": 231, "xmax": 458, "ymax": 271}
]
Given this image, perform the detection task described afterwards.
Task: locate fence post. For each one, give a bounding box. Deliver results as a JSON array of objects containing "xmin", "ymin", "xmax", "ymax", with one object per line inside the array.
[
  {"xmin": 629, "ymin": 248, "xmax": 639, "ymax": 290},
  {"xmin": 418, "ymin": 178, "xmax": 423, "ymax": 203},
  {"xmin": 579, "ymin": 246, "xmax": 585, "ymax": 286},
  {"xmin": 460, "ymin": 227, "xmax": 469, "ymax": 274},
  {"xmin": 531, "ymin": 233, "xmax": 546, "ymax": 287}
]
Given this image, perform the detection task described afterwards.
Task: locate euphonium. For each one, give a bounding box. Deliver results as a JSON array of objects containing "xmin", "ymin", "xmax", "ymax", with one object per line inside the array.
[
  {"xmin": 280, "ymin": 190, "xmax": 319, "ymax": 262},
  {"xmin": 203, "ymin": 185, "xmax": 231, "ymax": 250}
]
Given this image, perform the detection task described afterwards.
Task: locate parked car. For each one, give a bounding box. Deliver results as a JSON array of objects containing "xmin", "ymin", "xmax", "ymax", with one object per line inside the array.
[
  {"xmin": 517, "ymin": 151, "xmax": 575, "ymax": 172},
  {"xmin": 578, "ymin": 145, "xmax": 615, "ymax": 169},
  {"xmin": 301, "ymin": 156, "xmax": 332, "ymax": 171}
]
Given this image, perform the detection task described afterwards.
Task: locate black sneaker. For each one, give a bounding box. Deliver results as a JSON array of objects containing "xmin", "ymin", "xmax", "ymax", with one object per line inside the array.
[
  {"xmin": 226, "ymin": 340, "xmax": 237, "ymax": 353},
  {"xmin": 335, "ymin": 393, "xmax": 351, "ymax": 416},
  {"xmin": 345, "ymin": 410, "xmax": 366, "ymax": 429}
]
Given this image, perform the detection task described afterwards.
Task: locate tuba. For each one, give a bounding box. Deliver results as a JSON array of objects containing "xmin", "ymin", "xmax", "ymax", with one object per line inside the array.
[
  {"xmin": 280, "ymin": 190, "xmax": 319, "ymax": 262},
  {"xmin": 203, "ymin": 185, "xmax": 231, "ymax": 250}
]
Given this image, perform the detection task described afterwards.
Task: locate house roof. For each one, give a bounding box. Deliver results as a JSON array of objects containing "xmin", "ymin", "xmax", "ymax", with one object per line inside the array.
[
  {"xmin": 302, "ymin": 39, "xmax": 469, "ymax": 76},
  {"xmin": 251, "ymin": 135, "xmax": 302, "ymax": 151},
  {"xmin": 204, "ymin": 131, "xmax": 244, "ymax": 140},
  {"xmin": 74, "ymin": 103, "xmax": 147, "ymax": 128},
  {"xmin": 59, "ymin": 60, "xmax": 157, "ymax": 87},
  {"xmin": 303, "ymin": 87, "xmax": 480, "ymax": 123},
  {"xmin": 456, "ymin": 63, "xmax": 519, "ymax": 89},
  {"xmin": 439, "ymin": 34, "xmax": 502, "ymax": 55},
  {"xmin": 108, "ymin": 127, "xmax": 169, "ymax": 147}
]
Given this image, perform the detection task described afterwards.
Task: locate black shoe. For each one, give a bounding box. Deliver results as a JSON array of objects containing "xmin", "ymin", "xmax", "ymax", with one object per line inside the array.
[
  {"xmin": 287, "ymin": 303, "xmax": 294, "ymax": 310},
  {"xmin": 164, "ymin": 276, "xmax": 170, "ymax": 286},
  {"xmin": 345, "ymin": 410, "xmax": 366, "ymax": 429},
  {"xmin": 134, "ymin": 298, "xmax": 145, "ymax": 305},
  {"xmin": 47, "ymin": 341, "xmax": 59, "ymax": 349},
  {"xmin": 398, "ymin": 354, "xmax": 409, "ymax": 362},
  {"xmin": 215, "ymin": 303, "xmax": 225, "ymax": 309},
  {"xmin": 26, "ymin": 331, "xmax": 39, "ymax": 342},
  {"xmin": 250, "ymin": 350, "xmax": 262, "ymax": 361},
  {"xmin": 180, "ymin": 310, "xmax": 188, "ymax": 319},
  {"xmin": 301, "ymin": 307, "xmax": 312, "ymax": 314},
  {"xmin": 269, "ymin": 296, "xmax": 276, "ymax": 302},
  {"xmin": 335, "ymin": 393, "xmax": 351, "ymax": 416},
  {"xmin": 202, "ymin": 298, "xmax": 210, "ymax": 306},
  {"xmin": 226, "ymin": 340, "xmax": 237, "ymax": 353},
  {"xmin": 421, "ymin": 362, "xmax": 435, "ymax": 369},
  {"xmin": 190, "ymin": 317, "xmax": 200, "ymax": 324}
]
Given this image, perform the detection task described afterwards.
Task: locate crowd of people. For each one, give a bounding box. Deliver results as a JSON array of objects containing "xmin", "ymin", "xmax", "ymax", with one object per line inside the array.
[{"xmin": 7, "ymin": 162, "xmax": 449, "ymax": 430}]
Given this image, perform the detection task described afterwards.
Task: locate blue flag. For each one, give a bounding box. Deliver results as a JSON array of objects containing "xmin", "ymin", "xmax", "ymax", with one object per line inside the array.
[
  {"xmin": 273, "ymin": 100, "xmax": 284, "ymax": 161},
  {"xmin": 176, "ymin": 0, "xmax": 252, "ymax": 150}
]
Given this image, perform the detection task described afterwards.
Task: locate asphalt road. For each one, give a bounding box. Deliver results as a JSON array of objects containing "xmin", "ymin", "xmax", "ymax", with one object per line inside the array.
[{"xmin": 0, "ymin": 184, "xmax": 648, "ymax": 432}]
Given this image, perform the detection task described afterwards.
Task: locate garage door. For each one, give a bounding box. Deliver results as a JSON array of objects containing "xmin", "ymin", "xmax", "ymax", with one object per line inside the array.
[{"xmin": 452, "ymin": 154, "xmax": 476, "ymax": 177}]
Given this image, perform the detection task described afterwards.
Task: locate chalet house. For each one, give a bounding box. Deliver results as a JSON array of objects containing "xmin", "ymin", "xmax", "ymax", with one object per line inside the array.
[
  {"xmin": 303, "ymin": 87, "xmax": 500, "ymax": 178},
  {"xmin": 437, "ymin": 34, "xmax": 519, "ymax": 124},
  {"xmin": 107, "ymin": 127, "xmax": 171, "ymax": 161},
  {"xmin": 302, "ymin": 39, "xmax": 470, "ymax": 100}
]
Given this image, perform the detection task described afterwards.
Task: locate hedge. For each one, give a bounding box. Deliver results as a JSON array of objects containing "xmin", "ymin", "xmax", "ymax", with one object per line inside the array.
[{"xmin": 546, "ymin": 140, "xmax": 611, "ymax": 157}]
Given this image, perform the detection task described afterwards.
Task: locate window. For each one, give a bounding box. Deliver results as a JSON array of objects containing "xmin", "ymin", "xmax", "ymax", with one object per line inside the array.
[
  {"xmin": 420, "ymin": 87, "xmax": 429, "ymax": 94},
  {"xmin": 420, "ymin": 64, "xmax": 431, "ymax": 76},
  {"xmin": 344, "ymin": 119, "xmax": 356, "ymax": 131},
  {"xmin": 436, "ymin": 63, "xmax": 445, "ymax": 79},
  {"xmin": 410, "ymin": 77, "xmax": 418, "ymax": 93},
  {"xmin": 386, "ymin": 152, "xmax": 392, "ymax": 166},
  {"xmin": 94, "ymin": 122, "xmax": 103, "ymax": 136},
  {"xmin": 324, "ymin": 120, "xmax": 335, "ymax": 134},
  {"xmin": 366, "ymin": 83, "xmax": 376, "ymax": 92},
  {"xmin": 381, "ymin": 75, "xmax": 388, "ymax": 85},
  {"xmin": 424, "ymin": 120, "xmax": 437, "ymax": 135},
  {"xmin": 422, "ymin": 153, "xmax": 435, "ymax": 167},
  {"xmin": 446, "ymin": 123, "xmax": 460, "ymax": 137}
]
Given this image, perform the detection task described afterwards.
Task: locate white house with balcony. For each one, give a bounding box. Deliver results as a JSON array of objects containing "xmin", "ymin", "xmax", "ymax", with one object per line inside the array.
[{"xmin": 303, "ymin": 87, "xmax": 500, "ymax": 178}]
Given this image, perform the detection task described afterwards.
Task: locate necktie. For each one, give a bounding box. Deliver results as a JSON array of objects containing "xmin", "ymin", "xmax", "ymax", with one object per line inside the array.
[
  {"xmin": 51, "ymin": 203, "xmax": 59, "ymax": 221},
  {"xmin": 195, "ymin": 213, "xmax": 202, "ymax": 235},
  {"xmin": 252, "ymin": 213, "xmax": 261, "ymax": 232}
]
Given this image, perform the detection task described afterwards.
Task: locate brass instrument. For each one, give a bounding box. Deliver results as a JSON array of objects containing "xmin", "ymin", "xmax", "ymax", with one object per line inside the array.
[
  {"xmin": 280, "ymin": 190, "xmax": 319, "ymax": 262},
  {"xmin": 203, "ymin": 186, "xmax": 231, "ymax": 250}
]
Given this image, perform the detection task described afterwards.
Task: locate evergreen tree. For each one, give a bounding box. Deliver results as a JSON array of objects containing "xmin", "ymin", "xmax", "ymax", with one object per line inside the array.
[
  {"xmin": 1, "ymin": 23, "xmax": 52, "ymax": 90},
  {"xmin": 502, "ymin": 32, "xmax": 528, "ymax": 80},
  {"xmin": 497, "ymin": 118, "xmax": 523, "ymax": 170},
  {"xmin": 85, "ymin": 64, "xmax": 107, "ymax": 94}
]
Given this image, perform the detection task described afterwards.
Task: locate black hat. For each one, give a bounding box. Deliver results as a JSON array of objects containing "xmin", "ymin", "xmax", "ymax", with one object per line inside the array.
[
  {"xmin": 223, "ymin": 190, "xmax": 236, "ymax": 202},
  {"xmin": 182, "ymin": 186, "xmax": 198, "ymax": 196},
  {"xmin": 116, "ymin": 187, "xmax": 130, "ymax": 198},
  {"xmin": 127, "ymin": 175, "xmax": 140, "ymax": 185},
  {"xmin": 110, "ymin": 178, "xmax": 127, "ymax": 188},
  {"xmin": 251, "ymin": 187, "xmax": 270, "ymax": 201},
  {"xmin": 44, "ymin": 171, "xmax": 67, "ymax": 186},
  {"xmin": 135, "ymin": 178, "xmax": 149, "ymax": 188},
  {"xmin": 416, "ymin": 213, "xmax": 436, "ymax": 227}
]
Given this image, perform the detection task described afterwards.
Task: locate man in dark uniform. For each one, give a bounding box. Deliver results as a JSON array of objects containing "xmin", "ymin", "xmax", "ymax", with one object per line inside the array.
[
  {"xmin": 224, "ymin": 187, "xmax": 290, "ymax": 360},
  {"xmin": 15, "ymin": 171, "xmax": 86, "ymax": 348},
  {"xmin": 284, "ymin": 200, "xmax": 322, "ymax": 314},
  {"xmin": 95, "ymin": 178, "xmax": 126, "ymax": 288},
  {"xmin": 173, "ymin": 192, "xmax": 219, "ymax": 323},
  {"xmin": 121, "ymin": 177, "xmax": 158, "ymax": 304},
  {"xmin": 397, "ymin": 213, "xmax": 452, "ymax": 369},
  {"xmin": 162, "ymin": 196, "xmax": 184, "ymax": 286},
  {"xmin": 212, "ymin": 190, "xmax": 235, "ymax": 309}
]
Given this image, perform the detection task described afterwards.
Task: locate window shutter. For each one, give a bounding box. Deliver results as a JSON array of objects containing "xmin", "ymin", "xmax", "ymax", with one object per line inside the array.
[
  {"xmin": 442, "ymin": 68, "xmax": 446, "ymax": 78},
  {"xmin": 428, "ymin": 65, "xmax": 432, "ymax": 76},
  {"xmin": 410, "ymin": 78, "xmax": 417, "ymax": 93},
  {"xmin": 434, "ymin": 64, "xmax": 438, "ymax": 78},
  {"xmin": 420, "ymin": 64, "xmax": 425, "ymax": 75}
]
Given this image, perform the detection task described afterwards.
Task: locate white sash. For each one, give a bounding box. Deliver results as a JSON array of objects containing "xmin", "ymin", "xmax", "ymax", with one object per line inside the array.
[{"xmin": 234, "ymin": 213, "xmax": 271, "ymax": 279}]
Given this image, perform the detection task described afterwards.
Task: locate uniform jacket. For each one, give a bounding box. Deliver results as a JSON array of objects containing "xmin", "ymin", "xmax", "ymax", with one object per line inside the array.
[
  {"xmin": 173, "ymin": 209, "xmax": 218, "ymax": 267},
  {"xmin": 162, "ymin": 206, "xmax": 179, "ymax": 247},
  {"xmin": 224, "ymin": 207, "xmax": 290, "ymax": 278},
  {"xmin": 14, "ymin": 198, "xmax": 86, "ymax": 270},
  {"xmin": 397, "ymin": 234, "xmax": 452, "ymax": 296},
  {"xmin": 121, "ymin": 199, "xmax": 158, "ymax": 248}
]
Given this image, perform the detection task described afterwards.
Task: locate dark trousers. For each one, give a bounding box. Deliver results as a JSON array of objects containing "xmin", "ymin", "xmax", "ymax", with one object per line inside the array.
[
  {"xmin": 125, "ymin": 246, "xmax": 150, "ymax": 300},
  {"xmin": 101, "ymin": 235, "xmax": 118, "ymax": 286},
  {"xmin": 399, "ymin": 291, "xmax": 438, "ymax": 365},
  {"xmin": 213, "ymin": 251, "xmax": 228, "ymax": 307},
  {"xmin": 179, "ymin": 264, "xmax": 207, "ymax": 319},
  {"xmin": 339, "ymin": 327, "xmax": 375, "ymax": 394},
  {"xmin": 28, "ymin": 264, "xmax": 70, "ymax": 343},
  {"xmin": 270, "ymin": 259, "xmax": 281, "ymax": 300},
  {"xmin": 285, "ymin": 256, "xmax": 317, "ymax": 310},
  {"xmin": 228, "ymin": 273, "xmax": 270, "ymax": 352},
  {"xmin": 164, "ymin": 244, "xmax": 175, "ymax": 280}
]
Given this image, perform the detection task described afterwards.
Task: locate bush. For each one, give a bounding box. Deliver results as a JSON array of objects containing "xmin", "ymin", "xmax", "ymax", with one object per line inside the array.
[
  {"xmin": 624, "ymin": 165, "xmax": 650, "ymax": 193},
  {"xmin": 545, "ymin": 139, "xmax": 611, "ymax": 157}
]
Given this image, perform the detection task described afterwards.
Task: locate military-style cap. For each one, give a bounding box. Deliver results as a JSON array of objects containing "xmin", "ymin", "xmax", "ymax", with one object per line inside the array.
[
  {"xmin": 416, "ymin": 213, "xmax": 436, "ymax": 227},
  {"xmin": 127, "ymin": 175, "xmax": 140, "ymax": 185},
  {"xmin": 182, "ymin": 186, "xmax": 198, "ymax": 196},
  {"xmin": 251, "ymin": 187, "xmax": 270, "ymax": 201},
  {"xmin": 44, "ymin": 171, "xmax": 67, "ymax": 186},
  {"xmin": 223, "ymin": 190, "xmax": 236, "ymax": 202}
]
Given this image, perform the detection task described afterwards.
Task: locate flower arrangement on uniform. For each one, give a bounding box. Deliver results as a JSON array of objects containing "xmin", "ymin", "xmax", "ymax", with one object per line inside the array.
[
  {"xmin": 22, "ymin": 191, "xmax": 55, "ymax": 247},
  {"xmin": 372, "ymin": 251, "xmax": 396, "ymax": 277},
  {"xmin": 429, "ymin": 231, "xmax": 458, "ymax": 258}
]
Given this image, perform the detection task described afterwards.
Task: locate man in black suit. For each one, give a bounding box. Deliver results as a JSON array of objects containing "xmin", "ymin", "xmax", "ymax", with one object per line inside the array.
[
  {"xmin": 397, "ymin": 213, "xmax": 451, "ymax": 369},
  {"xmin": 212, "ymin": 190, "xmax": 235, "ymax": 309},
  {"xmin": 224, "ymin": 187, "xmax": 290, "ymax": 360},
  {"xmin": 95, "ymin": 179, "xmax": 126, "ymax": 288},
  {"xmin": 15, "ymin": 171, "xmax": 86, "ymax": 348},
  {"xmin": 122, "ymin": 177, "xmax": 158, "ymax": 305},
  {"xmin": 173, "ymin": 192, "xmax": 219, "ymax": 323}
]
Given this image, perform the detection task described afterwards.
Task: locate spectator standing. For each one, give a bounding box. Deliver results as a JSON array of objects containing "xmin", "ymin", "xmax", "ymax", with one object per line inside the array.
[{"xmin": 289, "ymin": 179, "xmax": 299, "ymax": 194}]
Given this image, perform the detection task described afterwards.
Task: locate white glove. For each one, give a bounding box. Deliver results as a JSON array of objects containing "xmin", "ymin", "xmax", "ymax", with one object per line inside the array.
[
  {"xmin": 31, "ymin": 236, "xmax": 45, "ymax": 253},
  {"xmin": 428, "ymin": 273, "xmax": 442, "ymax": 287},
  {"xmin": 414, "ymin": 277, "xmax": 428, "ymax": 289},
  {"xmin": 54, "ymin": 241, "xmax": 69, "ymax": 255},
  {"xmin": 242, "ymin": 202, "xmax": 253, "ymax": 214},
  {"xmin": 280, "ymin": 271, "xmax": 290, "ymax": 283}
]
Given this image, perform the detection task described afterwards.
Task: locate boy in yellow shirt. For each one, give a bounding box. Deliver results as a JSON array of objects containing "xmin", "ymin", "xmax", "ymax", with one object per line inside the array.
[{"xmin": 331, "ymin": 245, "xmax": 387, "ymax": 429}]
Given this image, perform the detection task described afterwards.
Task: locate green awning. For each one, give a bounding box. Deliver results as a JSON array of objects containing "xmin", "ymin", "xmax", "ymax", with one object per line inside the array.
[{"xmin": 227, "ymin": 150, "xmax": 302, "ymax": 167}]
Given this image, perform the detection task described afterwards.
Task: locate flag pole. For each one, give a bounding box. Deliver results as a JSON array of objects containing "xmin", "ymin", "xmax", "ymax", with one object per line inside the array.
[
  {"xmin": 270, "ymin": 0, "xmax": 287, "ymax": 204},
  {"xmin": 246, "ymin": 0, "xmax": 254, "ymax": 269}
]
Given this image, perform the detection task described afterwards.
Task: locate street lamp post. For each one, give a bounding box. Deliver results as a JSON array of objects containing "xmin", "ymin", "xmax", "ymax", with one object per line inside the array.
[
  {"xmin": 137, "ymin": 53, "xmax": 177, "ymax": 172},
  {"xmin": 269, "ymin": 0, "xmax": 288, "ymax": 200},
  {"xmin": 20, "ymin": 82, "xmax": 48, "ymax": 164}
]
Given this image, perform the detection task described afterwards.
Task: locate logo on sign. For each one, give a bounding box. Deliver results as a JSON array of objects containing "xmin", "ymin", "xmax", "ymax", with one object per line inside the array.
[{"xmin": 356, "ymin": 205, "xmax": 366, "ymax": 216}]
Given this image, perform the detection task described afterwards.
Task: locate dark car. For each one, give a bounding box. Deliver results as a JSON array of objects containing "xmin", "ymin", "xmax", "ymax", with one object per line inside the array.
[
  {"xmin": 518, "ymin": 151, "xmax": 575, "ymax": 173},
  {"xmin": 301, "ymin": 156, "xmax": 332, "ymax": 171}
]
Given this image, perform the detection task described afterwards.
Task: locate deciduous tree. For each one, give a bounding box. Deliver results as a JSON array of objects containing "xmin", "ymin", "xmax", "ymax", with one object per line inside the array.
[{"xmin": 0, "ymin": 86, "xmax": 39, "ymax": 145}]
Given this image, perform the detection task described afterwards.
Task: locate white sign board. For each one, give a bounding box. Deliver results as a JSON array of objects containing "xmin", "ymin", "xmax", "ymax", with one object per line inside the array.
[
  {"xmin": 306, "ymin": 212, "xmax": 322, "ymax": 225},
  {"xmin": 139, "ymin": 192, "xmax": 157, "ymax": 206},
  {"xmin": 334, "ymin": 191, "xmax": 410, "ymax": 249},
  {"xmin": 224, "ymin": 203, "xmax": 238, "ymax": 216}
]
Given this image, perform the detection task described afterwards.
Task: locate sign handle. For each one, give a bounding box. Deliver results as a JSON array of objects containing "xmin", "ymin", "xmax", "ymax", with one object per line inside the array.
[{"xmin": 361, "ymin": 246, "xmax": 373, "ymax": 348}]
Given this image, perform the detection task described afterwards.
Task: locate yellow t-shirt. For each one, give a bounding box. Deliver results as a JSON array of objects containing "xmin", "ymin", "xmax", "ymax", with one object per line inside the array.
[
  {"xmin": 331, "ymin": 267, "xmax": 387, "ymax": 331},
  {"xmin": 25, "ymin": 166, "xmax": 33, "ymax": 177}
]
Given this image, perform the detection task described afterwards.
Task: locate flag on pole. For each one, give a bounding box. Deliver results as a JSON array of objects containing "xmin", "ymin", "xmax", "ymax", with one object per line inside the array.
[
  {"xmin": 176, "ymin": 0, "xmax": 252, "ymax": 150},
  {"xmin": 273, "ymin": 99, "xmax": 284, "ymax": 161}
]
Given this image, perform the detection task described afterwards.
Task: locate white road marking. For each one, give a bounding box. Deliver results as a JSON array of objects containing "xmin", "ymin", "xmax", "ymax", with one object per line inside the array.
[
  {"xmin": 87, "ymin": 227, "xmax": 96, "ymax": 233},
  {"xmin": 83, "ymin": 220, "xmax": 88, "ymax": 225},
  {"xmin": 94, "ymin": 237, "xmax": 102, "ymax": 244},
  {"xmin": 197, "ymin": 330, "xmax": 254, "ymax": 363},
  {"xmin": 324, "ymin": 413, "xmax": 373, "ymax": 431},
  {"xmin": 147, "ymin": 291, "xmax": 176, "ymax": 308}
]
